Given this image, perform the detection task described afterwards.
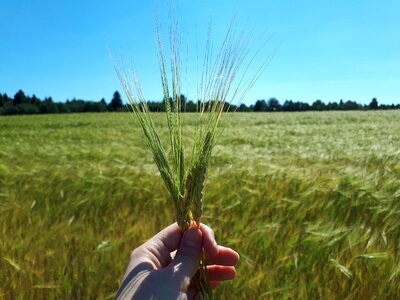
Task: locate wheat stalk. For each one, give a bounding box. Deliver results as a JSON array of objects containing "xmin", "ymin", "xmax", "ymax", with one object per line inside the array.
[{"xmin": 112, "ymin": 15, "xmax": 274, "ymax": 300}]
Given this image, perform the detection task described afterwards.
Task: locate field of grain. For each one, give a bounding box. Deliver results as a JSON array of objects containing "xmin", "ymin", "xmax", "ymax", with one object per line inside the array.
[{"xmin": 1, "ymin": 111, "xmax": 400, "ymax": 299}]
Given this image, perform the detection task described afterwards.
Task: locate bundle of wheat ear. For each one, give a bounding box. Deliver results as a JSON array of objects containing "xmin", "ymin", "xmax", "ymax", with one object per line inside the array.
[{"xmin": 113, "ymin": 18, "xmax": 274, "ymax": 300}]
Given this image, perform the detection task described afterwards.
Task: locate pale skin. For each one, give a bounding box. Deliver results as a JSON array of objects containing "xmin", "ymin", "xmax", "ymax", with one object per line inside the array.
[{"xmin": 116, "ymin": 223, "xmax": 239, "ymax": 300}]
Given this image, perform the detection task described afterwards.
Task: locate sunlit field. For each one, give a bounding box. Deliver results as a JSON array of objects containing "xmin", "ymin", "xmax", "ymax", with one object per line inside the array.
[{"xmin": 1, "ymin": 111, "xmax": 400, "ymax": 299}]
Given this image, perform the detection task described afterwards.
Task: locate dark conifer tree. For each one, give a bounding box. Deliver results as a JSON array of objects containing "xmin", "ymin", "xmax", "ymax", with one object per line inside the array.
[
  {"xmin": 108, "ymin": 91, "xmax": 123, "ymax": 111},
  {"xmin": 13, "ymin": 90, "xmax": 27, "ymax": 106}
]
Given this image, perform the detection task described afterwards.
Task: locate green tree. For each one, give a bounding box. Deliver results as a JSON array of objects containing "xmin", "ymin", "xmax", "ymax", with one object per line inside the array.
[
  {"xmin": 30, "ymin": 94, "xmax": 41, "ymax": 105},
  {"xmin": 180, "ymin": 94, "xmax": 187, "ymax": 110},
  {"xmin": 13, "ymin": 90, "xmax": 27, "ymax": 106},
  {"xmin": 326, "ymin": 101, "xmax": 339, "ymax": 110},
  {"xmin": 39, "ymin": 97, "xmax": 57, "ymax": 113},
  {"xmin": 342, "ymin": 100, "xmax": 360, "ymax": 110},
  {"xmin": 186, "ymin": 100, "xmax": 197, "ymax": 112},
  {"xmin": 369, "ymin": 98, "xmax": 378, "ymax": 110},
  {"xmin": 312, "ymin": 99, "xmax": 325, "ymax": 111},
  {"xmin": 283, "ymin": 100, "xmax": 294, "ymax": 111},
  {"xmin": 338, "ymin": 99, "xmax": 344, "ymax": 110},
  {"xmin": 267, "ymin": 98, "xmax": 281, "ymax": 111},
  {"xmin": 238, "ymin": 103, "xmax": 251, "ymax": 112},
  {"xmin": 1, "ymin": 93, "xmax": 11, "ymax": 108},
  {"xmin": 254, "ymin": 99, "xmax": 267, "ymax": 112},
  {"xmin": 108, "ymin": 91, "xmax": 123, "ymax": 111}
]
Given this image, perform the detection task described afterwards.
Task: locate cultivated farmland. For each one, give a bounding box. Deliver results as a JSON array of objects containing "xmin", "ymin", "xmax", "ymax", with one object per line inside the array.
[{"xmin": 1, "ymin": 111, "xmax": 400, "ymax": 299}]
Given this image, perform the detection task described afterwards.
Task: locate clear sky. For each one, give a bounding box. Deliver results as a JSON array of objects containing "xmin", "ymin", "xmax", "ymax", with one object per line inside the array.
[{"xmin": 1, "ymin": 0, "xmax": 399, "ymax": 105}]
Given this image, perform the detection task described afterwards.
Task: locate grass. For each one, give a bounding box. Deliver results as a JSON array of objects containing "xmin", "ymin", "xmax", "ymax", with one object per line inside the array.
[{"xmin": 1, "ymin": 111, "xmax": 400, "ymax": 299}]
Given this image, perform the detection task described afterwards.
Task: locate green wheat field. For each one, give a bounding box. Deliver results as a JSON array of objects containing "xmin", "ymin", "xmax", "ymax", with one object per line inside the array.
[{"xmin": 1, "ymin": 111, "xmax": 400, "ymax": 299}]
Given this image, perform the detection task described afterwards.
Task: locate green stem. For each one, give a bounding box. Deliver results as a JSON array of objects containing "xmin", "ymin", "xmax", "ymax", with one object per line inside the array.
[{"xmin": 194, "ymin": 251, "xmax": 213, "ymax": 300}]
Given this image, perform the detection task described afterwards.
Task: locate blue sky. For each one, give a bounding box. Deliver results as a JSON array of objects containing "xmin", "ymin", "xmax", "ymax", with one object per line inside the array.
[{"xmin": 1, "ymin": 0, "xmax": 399, "ymax": 105}]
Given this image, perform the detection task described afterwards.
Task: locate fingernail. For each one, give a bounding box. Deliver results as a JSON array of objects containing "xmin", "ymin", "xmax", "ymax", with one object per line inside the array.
[{"xmin": 184, "ymin": 227, "xmax": 202, "ymax": 248}]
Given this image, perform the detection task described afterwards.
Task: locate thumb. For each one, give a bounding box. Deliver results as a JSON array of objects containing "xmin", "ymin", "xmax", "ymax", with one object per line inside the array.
[{"xmin": 168, "ymin": 226, "xmax": 202, "ymax": 286}]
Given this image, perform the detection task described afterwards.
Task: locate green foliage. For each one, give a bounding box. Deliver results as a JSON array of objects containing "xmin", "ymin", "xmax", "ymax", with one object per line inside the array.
[
  {"xmin": 1, "ymin": 111, "xmax": 400, "ymax": 299},
  {"xmin": 370, "ymin": 98, "xmax": 378, "ymax": 110},
  {"xmin": 1, "ymin": 89, "xmax": 399, "ymax": 115},
  {"xmin": 13, "ymin": 90, "xmax": 27, "ymax": 106},
  {"xmin": 107, "ymin": 91, "xmax": 123, "ymax": 112},
  {"xmin": 0, "ymin": 94, "xmax": 6, "ymax": 107},
  {"xmin": 0, "ymin": 92, "xmax": 115, "ymax": 115}
]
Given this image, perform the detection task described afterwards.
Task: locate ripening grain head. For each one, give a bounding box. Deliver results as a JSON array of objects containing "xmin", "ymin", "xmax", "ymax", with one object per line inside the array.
[{"xmin": 112, "ymin": 15, "xmax": 274, "ymax": 229}]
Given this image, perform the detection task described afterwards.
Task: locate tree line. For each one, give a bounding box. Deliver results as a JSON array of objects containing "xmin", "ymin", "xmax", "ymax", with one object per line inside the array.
[
  {"xmin": 1, "ymin": 89, "xmax": 399, "ymax": 116},
  {"xmin": 0, "ymin": 90, "xmax": 124, "ymax": 115},
  {"xmin": 247, "ymin": 97, "xmax": 400, "ymax": 112}
]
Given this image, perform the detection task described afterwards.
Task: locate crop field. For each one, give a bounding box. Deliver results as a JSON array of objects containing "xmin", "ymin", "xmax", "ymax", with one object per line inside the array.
[{"xmin": 1, "ymin": 111, "xmax": 400, "ymax": 299}]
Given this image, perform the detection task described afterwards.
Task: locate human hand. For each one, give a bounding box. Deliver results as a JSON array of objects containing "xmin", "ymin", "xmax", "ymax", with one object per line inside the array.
[{"xmin": 116, "ymin": 223, "xmax": 239, "ymax": 300}]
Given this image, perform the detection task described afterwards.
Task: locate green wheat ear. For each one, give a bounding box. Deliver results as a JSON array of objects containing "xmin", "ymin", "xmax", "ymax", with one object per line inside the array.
[{"xmin": 113, "ymin": 14, "xmax": 274, "ymax": 300}]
